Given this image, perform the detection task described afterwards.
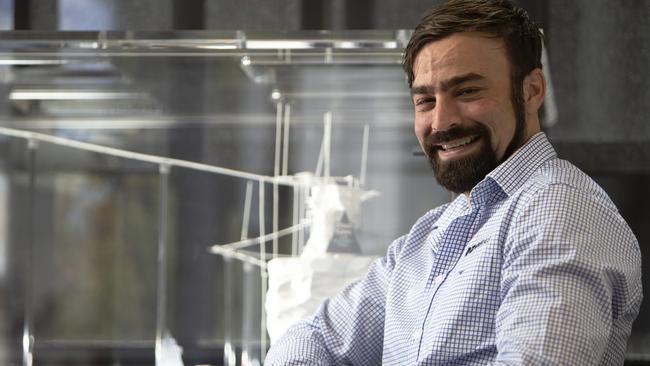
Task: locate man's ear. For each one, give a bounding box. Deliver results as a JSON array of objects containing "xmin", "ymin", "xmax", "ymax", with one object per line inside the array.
[{"xmin": 523, "ymin": 68, "xmax": 546, "ymax": 115}]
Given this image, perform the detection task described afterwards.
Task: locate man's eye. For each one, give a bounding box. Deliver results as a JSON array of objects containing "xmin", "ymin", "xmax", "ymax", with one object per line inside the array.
[
  {"xmin": 457, "ymin": 88, "xmax": 480, "ymax": 96},
  {"xmin": 415, "ymin": 97, "xmax": 435, "ymax": 106}
]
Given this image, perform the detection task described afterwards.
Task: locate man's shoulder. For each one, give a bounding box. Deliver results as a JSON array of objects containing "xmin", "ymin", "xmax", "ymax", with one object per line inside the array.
[
  {"xmin": 502, "ymin": 156, "xmax": 639, "ymax": 265},
  {"xmin": 516, "ymin": 157, "xmax": 617, "ymax": 211}
]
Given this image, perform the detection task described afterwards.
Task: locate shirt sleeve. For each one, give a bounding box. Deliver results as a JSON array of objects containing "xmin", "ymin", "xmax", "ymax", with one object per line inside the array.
[
  {"xmin": 493, "ymin": 183, "xmax": 643, "ymax": 365},
  {"xmin": 264, "ymin": 235, "xmax": 406, "ymax": 366}
]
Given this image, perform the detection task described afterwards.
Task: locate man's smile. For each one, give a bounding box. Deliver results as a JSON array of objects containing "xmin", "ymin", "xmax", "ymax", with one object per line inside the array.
[{"xmin": 435, "ymin": 135, "xmax": 482, "ymax": 158}]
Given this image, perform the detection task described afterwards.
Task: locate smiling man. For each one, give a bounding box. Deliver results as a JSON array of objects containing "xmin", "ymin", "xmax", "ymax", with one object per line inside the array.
[
  {"xmin": 265, "ymin": 1, "xmax": 643, "ymax": 365},
  {"xmin": 412, "ymin": 34, "xmax": 529, "ymax": 194}
]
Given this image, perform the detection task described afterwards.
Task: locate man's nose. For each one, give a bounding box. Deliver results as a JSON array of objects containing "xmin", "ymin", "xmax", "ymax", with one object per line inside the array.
[{"xmin": 430, "ymin": 97, "xmax": 460, "ymax": 132}]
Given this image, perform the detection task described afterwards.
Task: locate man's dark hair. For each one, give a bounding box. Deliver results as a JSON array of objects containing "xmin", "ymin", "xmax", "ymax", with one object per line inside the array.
[{"xmin": 403, "ymin": 0, "xmax": 544, "ymax": 89}]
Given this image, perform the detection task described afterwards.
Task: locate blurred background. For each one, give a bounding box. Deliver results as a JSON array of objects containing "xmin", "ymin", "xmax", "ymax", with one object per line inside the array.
[{"xmin": 0, "ymin": 0, "xmax": 648, "ymax": 365}]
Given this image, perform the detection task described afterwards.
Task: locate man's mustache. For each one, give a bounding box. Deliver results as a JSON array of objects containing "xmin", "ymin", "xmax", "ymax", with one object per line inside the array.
[{"xmin": 424, "ymin": 125, "xmax": 489, "ymax": 147}]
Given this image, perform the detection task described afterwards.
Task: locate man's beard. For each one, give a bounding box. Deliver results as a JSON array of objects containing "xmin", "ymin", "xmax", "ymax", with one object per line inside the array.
[
  {"xmin": 423, "ymin": 125, "xmax": 497, "ymax": 194},
  {"xmin": 422, "ymin": 92, "xmax": 526, "ymax": 194}
]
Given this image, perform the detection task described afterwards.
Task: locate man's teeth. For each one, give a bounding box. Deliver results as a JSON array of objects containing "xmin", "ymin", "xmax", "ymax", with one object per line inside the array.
[{"xmin": 441, "ymin": 136, "xmax": 476, "ymax": 150}]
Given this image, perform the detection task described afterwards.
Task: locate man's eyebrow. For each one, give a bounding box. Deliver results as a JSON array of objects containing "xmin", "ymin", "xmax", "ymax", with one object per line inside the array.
[{"xmin": 411, "ymin": 73, "xmax": 486, "ymax": 95}]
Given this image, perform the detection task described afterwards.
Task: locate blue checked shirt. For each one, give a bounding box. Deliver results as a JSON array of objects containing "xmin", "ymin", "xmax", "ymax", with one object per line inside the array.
[{"xmin": 265, "ymin": 133, "xmax": 643, "ymax": 365}]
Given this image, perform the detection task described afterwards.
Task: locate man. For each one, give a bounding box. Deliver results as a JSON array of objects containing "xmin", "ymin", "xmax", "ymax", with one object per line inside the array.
[{"xmin": 265, "ymin": 0, "xmax": 643, "ymax": 364}]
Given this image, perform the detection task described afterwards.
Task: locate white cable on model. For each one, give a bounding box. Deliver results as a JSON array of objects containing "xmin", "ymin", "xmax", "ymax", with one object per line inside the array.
[
  {"xmin": 241, "ymin": 181, "xmax": 254, "ymax": 241},
  {"xmin": 209, "ymin": 220, "xmax": 311, "ymax": 252},
  {"xmin": 323, "ymin": 111, "xmax": 332, "ymax": 180},
  {"xmin": 360, "ymin": 124, "xmax": 369, "ymax": 188},
  {"xmin": 0, "ymin": 126, "xmax": 295, "ymax": 186}
]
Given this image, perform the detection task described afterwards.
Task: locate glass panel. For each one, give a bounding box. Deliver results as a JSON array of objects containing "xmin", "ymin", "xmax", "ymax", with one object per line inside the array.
[{"xmin": 0, "ymin": 32, "xmax": 432, "ymax": 365}]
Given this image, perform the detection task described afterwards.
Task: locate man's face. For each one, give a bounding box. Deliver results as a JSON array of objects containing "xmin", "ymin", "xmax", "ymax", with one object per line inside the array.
[{"xmin": 411, "ymin": 32, "xmax": 526, "ymax": 194}]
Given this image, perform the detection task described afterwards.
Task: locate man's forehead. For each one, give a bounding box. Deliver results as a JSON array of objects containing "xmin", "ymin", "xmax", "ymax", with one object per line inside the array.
[
  {"xmin": 418, "ymin": 31, "xmax": 507, "ymax": 53},
  {"xmin": 415, "ymin": 34, "xmax": 506, "ymax": 65},
  {"xmin": 412, "ymin": 33, "xmax": 509, "ymax": 85}
]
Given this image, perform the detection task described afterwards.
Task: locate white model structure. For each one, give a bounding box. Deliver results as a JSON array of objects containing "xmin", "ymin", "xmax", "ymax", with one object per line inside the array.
[
  {"xmin": 0, "ymin": 103, "xmax": 377, "ymax": 366},
  {"xmin": 207, "ymin": 107, "xmax": 379, "ymax": 364}
]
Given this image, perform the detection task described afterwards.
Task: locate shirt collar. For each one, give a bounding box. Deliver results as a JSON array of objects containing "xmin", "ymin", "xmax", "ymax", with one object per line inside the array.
[{"xmin": 485, "ymin": 132, "xmax": 557, "ymax": 197}]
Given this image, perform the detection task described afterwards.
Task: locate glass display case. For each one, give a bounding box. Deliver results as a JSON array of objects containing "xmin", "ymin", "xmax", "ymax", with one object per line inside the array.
[{"xmin": 0, "ymin": 30, "xmax": 451, "ymax": 365}]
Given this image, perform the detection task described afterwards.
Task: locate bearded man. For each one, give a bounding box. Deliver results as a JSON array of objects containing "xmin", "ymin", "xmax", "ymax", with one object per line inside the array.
[{"xmin": 265, "ymin": 1, "xmax": 643, "ymax": 364}]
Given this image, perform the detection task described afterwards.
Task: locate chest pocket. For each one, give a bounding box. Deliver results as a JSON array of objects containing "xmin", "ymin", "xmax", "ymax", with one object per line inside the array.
[{"xmin": 450, "ymin": 236, "xmax": 501, "ymax": 282}]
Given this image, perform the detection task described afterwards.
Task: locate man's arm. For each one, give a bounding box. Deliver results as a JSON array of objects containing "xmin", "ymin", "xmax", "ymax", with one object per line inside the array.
[
  {"xmin": 493, "ymin": 184, "xmax": 643, "ymax": 365},
  {"xmin": 264, "ymin": 235, "xmax": 406, "ymax": 365}
]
